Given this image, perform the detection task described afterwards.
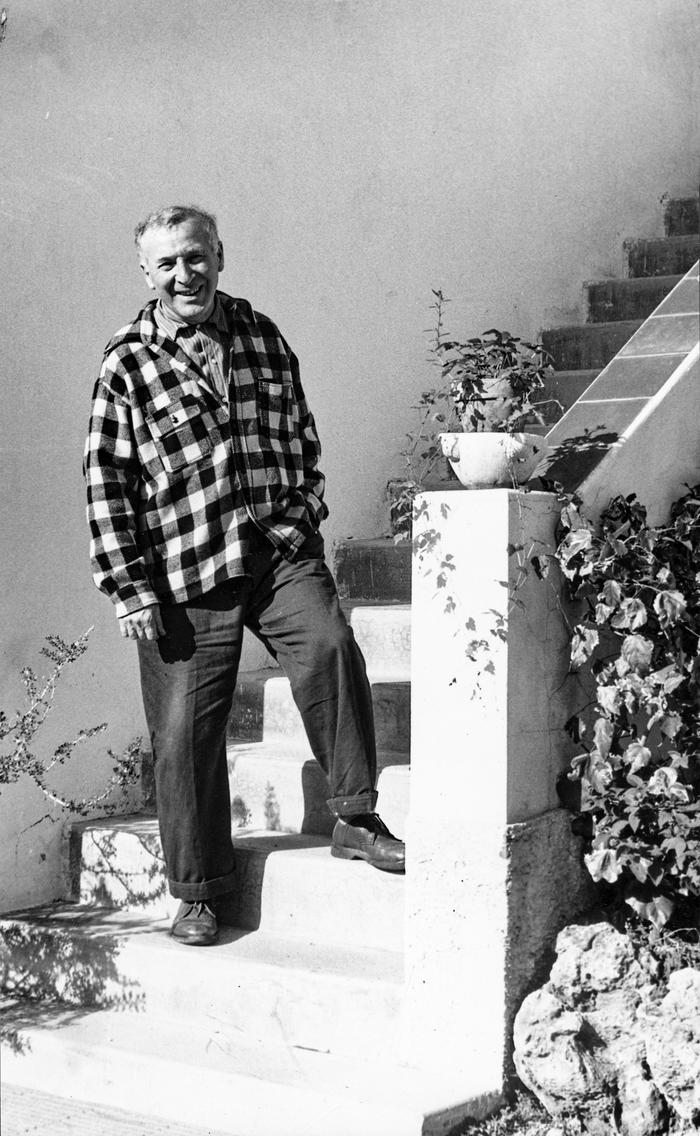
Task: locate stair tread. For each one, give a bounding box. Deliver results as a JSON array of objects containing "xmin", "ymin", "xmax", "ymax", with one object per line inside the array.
[
  {"xmin": 544, "ymin": 317, "xmax": 643, "ymax": 335},
  {"xmin": 584, "ymin": 272, "xmax": 682, "ymax": 288},
  {"xmin": 0, "ymin": 901, "xmax": 403, "ymax": 981},
  {"xmin": 1, "ymin": 1002, "xmax": 496, "ymax": 1134}
]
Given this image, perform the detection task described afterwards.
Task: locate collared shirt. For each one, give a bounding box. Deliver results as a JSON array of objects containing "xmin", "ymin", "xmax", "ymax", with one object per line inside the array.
[
  {"xmin": 84, "ymin": 292, "xmax": 328, "ymax": 617},
  {"xmin": 153, "ymin": 297, "xmax": 230, "ymax": 404}
]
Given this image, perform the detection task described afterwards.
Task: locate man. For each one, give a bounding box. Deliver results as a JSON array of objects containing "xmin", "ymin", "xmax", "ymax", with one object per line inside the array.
[{"xmin": 84, "ymin": 205, "xmax": 404, "ymax": 946}]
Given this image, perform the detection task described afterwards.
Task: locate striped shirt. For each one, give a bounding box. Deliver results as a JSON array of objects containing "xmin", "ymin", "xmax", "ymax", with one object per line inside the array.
[{"xmin": 84, "ymin": 292, "xmax": 327, "ymax": 617}]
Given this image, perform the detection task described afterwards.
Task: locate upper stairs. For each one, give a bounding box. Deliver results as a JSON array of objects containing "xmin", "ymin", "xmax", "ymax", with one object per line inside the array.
[{"xmin": 538, "ymin": 195, "xmax": 699, "ymax": 425}]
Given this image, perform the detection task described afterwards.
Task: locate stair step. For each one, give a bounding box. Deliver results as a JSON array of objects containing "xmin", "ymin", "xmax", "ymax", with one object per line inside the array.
[
  {"xmin": 625, "ymin": 233, "xmax": 700, "ymax": 277},
  {"xmin": 663, "ymin": 196, "xmax": 699, "ymax": 237},
  {"xmin": 541, "ymin": 320, "xmax": 642, "ymax": 371},
  {"xmin": 70, "ymin": 819, "xmax": 407, "ymax": 952},
  {"xmin": 0, "ymin": 904, "xmax": 403, "ymax": 1060},
  {"xmin": 228, "ymin": 669, "xmax": 410, "ymax": 751},
  {"xmin": 227, "ymin": 740, "xmax": 409, "ymax": 837},
  {"xmin": 539, "ymin": 369, "xmax": 600, "ymax": 422},
  {"xmin": 585, "ymin": 274, "xmax": 681, "ymax": 322},
  {"xmin": 1, "ymin": 1083, "xmax": 233, "ymax": 1136},
  {"xmin": 347, "ymin": 601, "xmax": 411, "ymax": 672},
  {"xmin": 1, "ymin": 1002, "xmax": 499, "ymax": 1136},
  {"xmin": 333, "ymin": 537, "xmax": 411, "ymax": 602}
]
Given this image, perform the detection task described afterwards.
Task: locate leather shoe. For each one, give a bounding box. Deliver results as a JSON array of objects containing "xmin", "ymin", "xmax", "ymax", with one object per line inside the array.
[
  {"xmin": 170, "ymin": 900, "xmax": 218, "ymax": 946},
  {"xmin": 331, "ymin": 813, "xmax": 405, "ymax": 873}
]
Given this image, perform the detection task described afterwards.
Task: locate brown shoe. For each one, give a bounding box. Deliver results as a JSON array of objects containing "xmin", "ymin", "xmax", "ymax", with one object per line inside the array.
[
  {"xmin": 331, "ymin": 813, "xmax": 405, "ymax": 873},
  {"xmin": 170, "ymin": 900, "xmax": 218, "ymax": 946}
]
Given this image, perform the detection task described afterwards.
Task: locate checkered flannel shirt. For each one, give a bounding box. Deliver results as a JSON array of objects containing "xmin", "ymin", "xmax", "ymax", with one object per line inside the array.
[{"xmin": 84, "ymin": 292, "xmax": 328, "ymax": 617}]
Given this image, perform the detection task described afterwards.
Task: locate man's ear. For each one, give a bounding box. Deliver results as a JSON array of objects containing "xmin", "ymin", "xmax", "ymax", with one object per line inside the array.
[
  {"xmin": 217, "ymin": 242, "xmax": 224, "ymax": 272},
  {"xmin": 140, "ymin": 258, "xmax": 155, "ymax": 291}
]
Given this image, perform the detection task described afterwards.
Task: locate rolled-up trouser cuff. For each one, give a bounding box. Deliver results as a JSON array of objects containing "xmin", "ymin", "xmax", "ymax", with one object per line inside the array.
[
  {"xmin": 168, "ymin": 869, "xmax": 237, "ymax": 902},
  {"xmin": 327, "ymin": 790, "xmax": 378, "ymax": 819}
]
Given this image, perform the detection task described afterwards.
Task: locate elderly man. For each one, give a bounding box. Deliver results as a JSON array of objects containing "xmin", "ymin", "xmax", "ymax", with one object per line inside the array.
[{"xmin": 84, "ymin": 205, "xmax": 404, "ymax": 946}]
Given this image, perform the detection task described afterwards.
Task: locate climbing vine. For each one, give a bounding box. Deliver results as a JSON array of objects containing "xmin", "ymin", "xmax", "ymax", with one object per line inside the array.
[{"xmin": 549, "ymin": 484, "xmax": 700, "ymax": 928}]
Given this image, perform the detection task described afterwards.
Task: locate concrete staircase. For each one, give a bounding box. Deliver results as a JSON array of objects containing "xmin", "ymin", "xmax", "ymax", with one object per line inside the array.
[
  {"xmin": 540, "ymin": 194, "xmax": 699, "ymax": 423},
  {"xmin": 2, "ymin": 560, "xmax": 493, "ymax": 1135}
]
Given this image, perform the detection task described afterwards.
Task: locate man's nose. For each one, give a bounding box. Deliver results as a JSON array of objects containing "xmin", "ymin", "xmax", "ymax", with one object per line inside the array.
[{"xmin": 175, "ymin": 259, "xmax": 195, "ymax": 283}]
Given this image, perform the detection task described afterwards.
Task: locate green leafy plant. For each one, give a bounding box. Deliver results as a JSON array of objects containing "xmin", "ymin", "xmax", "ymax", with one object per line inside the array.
[
  {"xmin": 390, "ymin": 291, "xmax": 557, "ymax": 538},
  {"xmin": 438, "ymin": 324, "xmax": 554, "ymax": 433},
  {"xmin": 550, "ymin": 485, "xmax": 700, "ymax": 929},
  {"xmin": 0, "ymin": 629, "xmax": 141, "ymax": 818}
]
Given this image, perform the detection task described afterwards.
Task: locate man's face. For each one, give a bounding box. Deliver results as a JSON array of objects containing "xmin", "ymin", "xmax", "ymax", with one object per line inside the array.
[{"xmin": 139, "ymin": 219, "xmax": 224, "ymax": 324}]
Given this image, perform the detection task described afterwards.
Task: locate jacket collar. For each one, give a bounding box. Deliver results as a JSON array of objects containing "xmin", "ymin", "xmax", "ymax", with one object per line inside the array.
[{"xmin": 104, "ymin": 292, "xmax": 258, "ymax": 355}]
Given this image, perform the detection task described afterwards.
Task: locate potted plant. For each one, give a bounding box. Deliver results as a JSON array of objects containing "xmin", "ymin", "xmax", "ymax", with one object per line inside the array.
[
  {"xmin": 388, "ymin": 293, "xmax": 559, "ymax": 537},
  {"xmin": 436, "ymin": 317, "xmax": 556, "ymax": 489}
]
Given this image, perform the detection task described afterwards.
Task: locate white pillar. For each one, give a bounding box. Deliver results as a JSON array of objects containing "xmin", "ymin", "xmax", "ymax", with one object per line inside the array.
[{"xmin": 404, "ymin": 489, "xmax": 590, "ymax": 1095}]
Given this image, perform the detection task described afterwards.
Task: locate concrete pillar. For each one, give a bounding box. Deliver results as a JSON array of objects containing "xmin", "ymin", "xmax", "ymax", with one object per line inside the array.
[{"xmin": 404, "ymin": 489, "xmax": 593, "ymax": 1096}]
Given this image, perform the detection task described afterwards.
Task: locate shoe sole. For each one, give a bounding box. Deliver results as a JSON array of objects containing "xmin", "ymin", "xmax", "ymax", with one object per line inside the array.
[
  {"xmin": 170, "ymin": 931, "xmax": 219, "ymax": 946},
  {"xmin": 331, "ymin": 846, "xmax": 405, "ymax": 873}
]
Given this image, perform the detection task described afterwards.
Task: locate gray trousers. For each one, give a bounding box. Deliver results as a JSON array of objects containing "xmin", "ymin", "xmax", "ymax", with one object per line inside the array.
[{"xmin": 137, "ymin": 531, "xmax": 377, "ymax": 901}]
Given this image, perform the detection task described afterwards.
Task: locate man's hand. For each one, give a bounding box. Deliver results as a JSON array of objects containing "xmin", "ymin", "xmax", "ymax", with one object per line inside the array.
[{"xmin": 119, "ymin": 604, "xmax": 164, "ymax": 641}]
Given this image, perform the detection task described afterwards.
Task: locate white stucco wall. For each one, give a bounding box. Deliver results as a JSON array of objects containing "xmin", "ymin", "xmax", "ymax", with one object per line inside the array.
[{"xmin": 1, "ymin": 0, "xmax": 698, "ymax": 909}]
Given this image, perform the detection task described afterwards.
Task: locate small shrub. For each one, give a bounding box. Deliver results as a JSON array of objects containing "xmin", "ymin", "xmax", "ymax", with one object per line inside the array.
[{"xmin": 0, "ymin": 628, "xmax": 141, "ymax": 817}]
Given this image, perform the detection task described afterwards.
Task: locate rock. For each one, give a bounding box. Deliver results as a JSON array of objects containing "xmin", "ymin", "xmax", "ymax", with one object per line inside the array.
[
  {"xmin": 643, "ymin": 968, "xmax": 700, "ymax": 1123},
  {"xmin": 513, "ymin": 921, "xmax": 666, "ymax": 1136}
]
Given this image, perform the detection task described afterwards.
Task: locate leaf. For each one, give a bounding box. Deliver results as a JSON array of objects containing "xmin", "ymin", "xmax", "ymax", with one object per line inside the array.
[
  {"xmin": 592, "ymin": 717, "xmax": 614, "ymax": 760},
  {"xmin": 620, "ymin": 634, "xmax": 654, "ymax": 675},
  {"xmin": 660, "ymin": 713, "xmax": 682, "ymax": 739},
  {"xmin": 530, "ymin": 555, "xmax": 551, "ymax": 580},
  {"xmin": 625, "ymin": 741, "xmax": 652, "ymax": 775},
  {"xmin": 625, "ymin": 889, "xmax": 674, "ymax": 928},
  {"xmin": 601, "ymin": 580, "xmax": 622, "ymax": 607},
  {"xmin": 571, "ymin": 626, "xmax": 599, "ymax": 669},
  {"xmin": 654, "ymin": 590, "xmax": 687, "ymax": 628},
  {"xmin": 562, "ymin": 528, "xmax": 594, "ymax": 559},
  {"xmin": 585, "ymin": 847, "xmax": 620, "ymax": 884},
  {"xmin": 611, "ymin": 597, "xmax": 648, "ymax": 630},
  {"xmin": 597, "ymin": 684, "xmax": 621, "ymax": 716}
]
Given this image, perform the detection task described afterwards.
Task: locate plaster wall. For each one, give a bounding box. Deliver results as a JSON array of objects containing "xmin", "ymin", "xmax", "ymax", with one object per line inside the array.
[{"xmin": 1, "ymin": 0, "xmax": 698, "ymax": 908}]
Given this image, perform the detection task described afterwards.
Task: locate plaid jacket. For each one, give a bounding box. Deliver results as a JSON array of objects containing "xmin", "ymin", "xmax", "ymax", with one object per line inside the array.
[{"xmin": 84, "ymin": 293, "xmax": 327, "ymax": 617}]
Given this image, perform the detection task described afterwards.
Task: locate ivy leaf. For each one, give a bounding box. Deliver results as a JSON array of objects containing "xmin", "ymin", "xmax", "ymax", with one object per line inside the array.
[
  {"xmin": 625, "ymin": 888, "xmax": 674, "ymax": 929},
  {"xmin": 585, "ymin": 847, "xmax": 620, "ymax": 884},
  {"xmin": 629, "ymin": 856, "xmax": 653, "ymax": 883},
  {"xmin": 592, "ymin": 716, "xmax": 614, "ymax": 760},
  {"xmin": 571, "ymin": 626, "xmax": 599, "ymax": 669},
  {"xmin": 601, "ymin": 580, "xmax": 622, "ymax": 607},
  {"xmin": 660, "ymin": 714, "xmax": 682, "ymax": 739},
  {"xmin": 597, "ymin": 684, "xmax": 621, "ymax": 716},
  {"xmin": 649, "ymin": 663, "xmax": 686, "ymax": 693},
  {"xmin": 611, "ymin": 597, "xmax": 648, "ymax": 630},
  {"xmin": 561, "ymin": 528, "xmax": 594, "ymax": 559},
  {"xmin": 654, "ymin": 590, "xmax": 687, "ymax": 629},
  {"xmin": 625, "ymin": 741, "xmax": 652, "ymax": 775},
  {"xmin": 619, "ymin": 634, "xmax": 654, "ymax": 675}
]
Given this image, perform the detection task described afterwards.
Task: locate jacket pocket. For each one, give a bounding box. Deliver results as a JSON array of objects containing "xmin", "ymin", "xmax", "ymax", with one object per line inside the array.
[
  {"xmin": 147, "ymin": 397, "xmax": 213, "ymax": 473},
  {"xmin": 256, "ymin": 372, "xmax": 294, "ymax": 438}
]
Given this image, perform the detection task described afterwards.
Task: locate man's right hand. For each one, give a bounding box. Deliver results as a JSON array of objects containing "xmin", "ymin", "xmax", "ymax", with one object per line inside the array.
[{"xmin": 119, "ymin": 604, "xmax": 164, "ymax": 641}]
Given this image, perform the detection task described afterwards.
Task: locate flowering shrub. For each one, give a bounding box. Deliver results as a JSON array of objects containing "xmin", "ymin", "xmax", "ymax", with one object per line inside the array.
[{"xmin": 553, "ymin": 486, "xmax": 700, "ymax": 928}]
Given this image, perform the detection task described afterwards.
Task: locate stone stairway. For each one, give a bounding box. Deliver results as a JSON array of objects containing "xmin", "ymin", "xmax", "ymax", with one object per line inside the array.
[
  {"xmin": 540, "ymin": 194, "xmax": 699, "ymax": 423},
  {"xmin": 2, "ymin": 554, "xmax": 490, "ymax": 1136}
]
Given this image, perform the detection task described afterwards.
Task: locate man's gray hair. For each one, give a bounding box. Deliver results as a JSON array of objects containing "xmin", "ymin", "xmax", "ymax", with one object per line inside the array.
[{"xmin": 134, "ymin": 205, "xmax": 220, "ymax": 251}]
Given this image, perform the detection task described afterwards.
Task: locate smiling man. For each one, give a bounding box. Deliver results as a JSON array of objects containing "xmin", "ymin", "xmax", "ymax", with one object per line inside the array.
[{"xmin": 84, "ymin": 205, "xmax": 404, "ymax": 946}]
